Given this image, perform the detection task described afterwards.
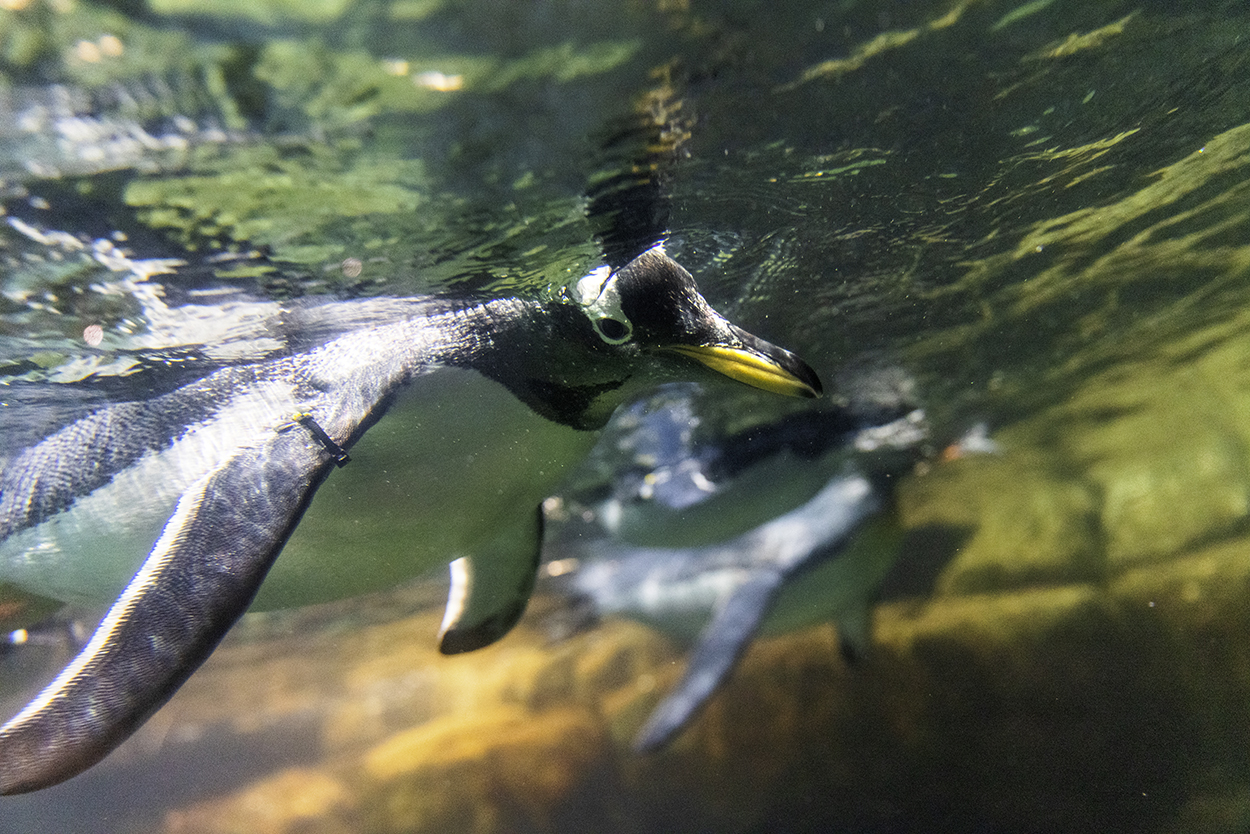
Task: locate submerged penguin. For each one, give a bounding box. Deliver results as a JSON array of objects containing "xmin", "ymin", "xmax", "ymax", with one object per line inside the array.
[
  {"xmin": 581, "ymin": 378, "xmax": 924, "ymax": 549},
  {"xmin": 0, "ymin": 243, "xmax": 819, "ymax": 794},
  {"xmin": 542, "ymin": 390, "xmax": 925, "ymax": 750},
  {"xmin": 555, "ymin": 468, "xmax": 900, "ymax": 752}
]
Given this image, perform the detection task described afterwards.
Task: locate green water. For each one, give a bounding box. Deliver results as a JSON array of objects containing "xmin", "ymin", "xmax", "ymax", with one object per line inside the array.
[{"xmin": 3, "ymin": 0, "xmax": 1250, "ymax": 832}]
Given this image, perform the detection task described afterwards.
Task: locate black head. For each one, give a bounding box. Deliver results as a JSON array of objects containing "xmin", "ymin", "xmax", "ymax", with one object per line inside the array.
[
  {"xmin": 473, "ymin": 246, "xmax": 820, "ymax": 431},
  {"xmin": 574, "ymin": 245, "xmax": 822, "ymax": 399}
]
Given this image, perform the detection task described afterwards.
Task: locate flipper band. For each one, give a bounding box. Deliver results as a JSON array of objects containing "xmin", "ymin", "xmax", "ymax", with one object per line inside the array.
[{"xmin": 295, "ymin": 415, "xmax": 351, "ymax": 467}]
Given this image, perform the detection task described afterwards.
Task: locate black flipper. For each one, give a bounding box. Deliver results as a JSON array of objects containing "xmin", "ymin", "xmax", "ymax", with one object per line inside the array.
[
  {"xmin": 633, "ymin": 568, "xmax": 785, "ymax": 753},
  {"xmin": 438, "ymin": 505, "xmax": 543, "ymax": 655},
  {"xmin": 0, "ymin": 430, "xmax": 335, "ymax": 795}
]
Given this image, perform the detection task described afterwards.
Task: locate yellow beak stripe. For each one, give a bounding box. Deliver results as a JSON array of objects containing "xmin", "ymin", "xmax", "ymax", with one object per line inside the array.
[{"xmin": 663, "ymin": 345, "xmax": 818, "ymax": 398}]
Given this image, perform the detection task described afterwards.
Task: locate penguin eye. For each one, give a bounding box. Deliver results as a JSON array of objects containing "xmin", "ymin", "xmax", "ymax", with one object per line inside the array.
[{"xmin": 593, "ymin": 316, "xmax": 632, "ymax": 344}]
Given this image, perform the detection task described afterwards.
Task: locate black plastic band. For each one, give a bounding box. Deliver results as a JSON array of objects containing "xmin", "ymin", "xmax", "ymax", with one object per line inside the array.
[{"xmin": 297, "ymin": 415, "xmax": 351, "ymax": 467}]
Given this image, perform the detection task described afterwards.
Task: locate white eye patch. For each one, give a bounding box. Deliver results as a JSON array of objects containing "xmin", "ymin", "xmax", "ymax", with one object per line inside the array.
[{"xmin": 575, "ymin": 265, "xmax": 633, "ymax": 345}]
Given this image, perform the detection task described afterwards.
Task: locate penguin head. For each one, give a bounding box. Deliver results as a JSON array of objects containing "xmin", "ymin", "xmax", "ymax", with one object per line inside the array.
[{"xmin": 573, "ymin": 245, "xmax": 822, "ymax": 400}]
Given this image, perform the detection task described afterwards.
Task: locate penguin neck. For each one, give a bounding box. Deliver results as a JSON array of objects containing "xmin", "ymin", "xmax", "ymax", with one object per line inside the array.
[{"xmin": 448, "ymin": 296, "xmax": 635, "ymax": 432}]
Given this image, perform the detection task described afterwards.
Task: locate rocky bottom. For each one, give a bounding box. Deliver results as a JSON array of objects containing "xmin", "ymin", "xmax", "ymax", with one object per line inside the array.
[{"xmin": 27, "ymin": 527, "xmax": 1240, "ymax": 834}]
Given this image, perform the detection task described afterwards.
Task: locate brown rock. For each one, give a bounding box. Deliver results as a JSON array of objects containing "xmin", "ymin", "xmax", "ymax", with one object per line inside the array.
[
  {"xmin": 163, "ymin": 767, "xmax": 360, "ymax": 834},
  {"xmin": 362, "ymin": 704, "xmax": 614, "ymax": 834}
]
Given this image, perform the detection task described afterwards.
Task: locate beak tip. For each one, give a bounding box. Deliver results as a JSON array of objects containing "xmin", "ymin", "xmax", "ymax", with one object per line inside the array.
[
  {"xmin": 799, "ymin": 366, "xmax": 824, "ymax": 399},
  {"xmin": 795, "ymin": 372, "xmax": 825, "ymax": 400},
  {"xmin": 779, "ymin": 354, "xmax": 823, "ymax": 399}
]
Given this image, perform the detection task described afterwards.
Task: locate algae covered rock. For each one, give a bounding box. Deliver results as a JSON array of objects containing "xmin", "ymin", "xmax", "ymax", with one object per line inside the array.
[
  {"xmin": 899, "ymin": 450, "xmax": 1103, "ymax": 595},
  {"xmin": 901, "ymin": 302, "xmax": 1250, "ymax": 598},
  {"xmin": 1044, "ymin": 317, "xmax": 1250, "ymax": 571}
]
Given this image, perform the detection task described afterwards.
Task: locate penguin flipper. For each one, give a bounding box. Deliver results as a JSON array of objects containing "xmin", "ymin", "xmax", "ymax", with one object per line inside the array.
[
  {"xmin": 633, "ymin": 568, "xmax": 784, "ymax": 753},
  {"xmin": 0, "ymin": 432, "xmax": 333, "ymax": 795},
  {"xmin": 438, "ymin": 506, "xmax": 543, "ymax": 655}
]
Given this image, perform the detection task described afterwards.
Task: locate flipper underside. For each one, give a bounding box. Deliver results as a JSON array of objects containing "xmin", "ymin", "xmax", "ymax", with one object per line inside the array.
[
  {"xmin": 633, "ymin": 471, "xmax": 886, "ymax": 752},
  {"xmin": 633, "ymin": 569, "xmax": 785, "ymax": 752},
  {"xmin": 0, "ymin": 431, "xmax": 335, "ymax": 795}
]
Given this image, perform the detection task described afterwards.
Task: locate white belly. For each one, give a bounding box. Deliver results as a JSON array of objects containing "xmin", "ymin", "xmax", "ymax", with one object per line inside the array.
[
  {"xmin": 0, "ymin": 380, "xmax": 300, "ymax": 604},
  {"xmin": 256, "ymin": 366, "xmax": 597, "ymax": 608},
  {"xmin": 0, "ymin": 366, "xmax": 596, "ymax": 610}
]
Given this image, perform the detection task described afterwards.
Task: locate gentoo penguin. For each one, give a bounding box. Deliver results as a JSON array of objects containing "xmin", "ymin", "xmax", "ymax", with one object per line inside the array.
[
  {"xmin": 0, "ymin": 243, "xmax": 819, "ymax": 794},
  {"xmin": 560, "ymin": 468, "xmax": 902, "ymax": 752},
  {"xmin": 541, "ymin": 389, "xmax": 926, "ymax": 750},
  {"xmin": 577, "ymin": 378, "xmax": 924, "ymax": 549}
]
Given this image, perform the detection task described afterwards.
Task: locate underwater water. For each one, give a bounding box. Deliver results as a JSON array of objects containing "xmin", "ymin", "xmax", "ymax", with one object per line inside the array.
[{"xmin": 3, "ymin": 0, "xmax": 1250, "ymax": 831}]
